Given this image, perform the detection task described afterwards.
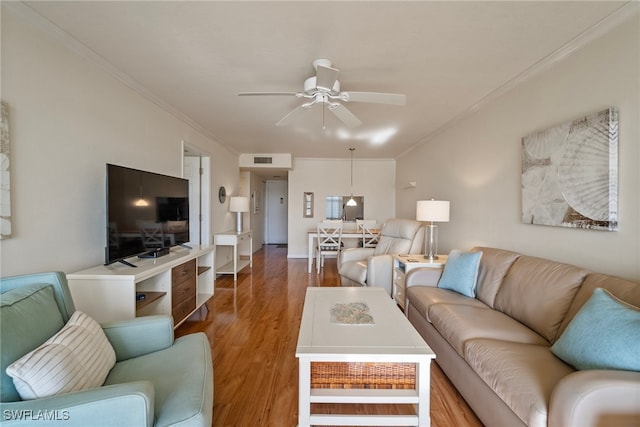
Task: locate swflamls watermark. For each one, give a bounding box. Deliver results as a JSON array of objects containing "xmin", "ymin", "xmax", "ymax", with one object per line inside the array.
[{"xmin": 3, "ymin": 409, "xmax": 70, "ymax": 421}]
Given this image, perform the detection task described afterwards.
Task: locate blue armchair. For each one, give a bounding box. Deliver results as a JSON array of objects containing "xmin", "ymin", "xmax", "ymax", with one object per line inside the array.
[{"xmin": 0, "ymin": 272, "xmax": 213, "ymax": 427}]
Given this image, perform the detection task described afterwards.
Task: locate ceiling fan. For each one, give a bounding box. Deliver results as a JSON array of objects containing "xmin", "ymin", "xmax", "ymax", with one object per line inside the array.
[{"xmin": 238, "ymin": 59, "xmax": 406, "ymax": 128}]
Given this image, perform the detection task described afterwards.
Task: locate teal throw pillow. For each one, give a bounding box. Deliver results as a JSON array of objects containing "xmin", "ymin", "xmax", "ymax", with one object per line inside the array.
[
  {"xmin": 437, "ymin": 249, "xmax": 482, "ymax": 297},
  {"xmin": 551, "ymin": 288, "xmax": 640, "ymax": 371}
]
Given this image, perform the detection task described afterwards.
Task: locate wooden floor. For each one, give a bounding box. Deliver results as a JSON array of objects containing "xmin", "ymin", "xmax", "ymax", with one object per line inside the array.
[{"xmin": 176, "ymin": 245, "xmax": 483, "ymax": 427}]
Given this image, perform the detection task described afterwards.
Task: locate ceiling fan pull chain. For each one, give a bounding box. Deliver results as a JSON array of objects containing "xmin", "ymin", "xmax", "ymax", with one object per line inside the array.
[{"xmin": 322, "ymin": 100, "xmax": 326, "ymax": 129}]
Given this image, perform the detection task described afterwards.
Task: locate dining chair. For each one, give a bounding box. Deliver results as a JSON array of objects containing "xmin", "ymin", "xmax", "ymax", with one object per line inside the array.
[
  {"xmin": 362, "ymin": 222, "xmax": 381, "ymax": 248},
  {"xmin": 138, "ymin": 221, "xmax": 165, "ymax": 250},
  {"xmin": 316, "ymin": 221, "xmax": 343, "ymax": 274},
  {"xmin": 356, "ymin": 220, "xmax": 379, "ymax": 248}
]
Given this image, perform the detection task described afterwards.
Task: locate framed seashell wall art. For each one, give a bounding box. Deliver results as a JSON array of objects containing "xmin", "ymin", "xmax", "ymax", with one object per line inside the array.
[
  {"xmin": 1, "ymin": 101, "xmax": 11, "ymax": 239},
  {"xmin": 522, "ymin": 107, "xmax": 618, "ymax": 231}
]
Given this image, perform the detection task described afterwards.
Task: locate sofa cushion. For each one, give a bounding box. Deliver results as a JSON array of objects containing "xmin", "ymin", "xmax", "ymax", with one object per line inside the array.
[
  {"xmin": 0, "ymin": 284, "xmax": 65, "ymax": 402},
  {"xmin": 471, "ymin": 247, "xmax": 520, "ymax": 308},
  {"xmin": 557, "ymin": 273, "xmax": 640, "ymax": 339},
  {"xmin": 551, "ymin": 288, "xmax": 640, "ymax": 371},
  {"xmin": 406, "ymin": 286, "xmax": 488, "ymax": 322},
  {"xmin": 437, "ymin": 249, "xmax": 482, "ymax": 297},
  {"xmin": 429, "ymin": 303, "xmax": 548, "ymax": 357},
  {"xmin": 104, "ymin": 332, "xmax": 213, "ymax": 427},
  {"xmin": 494, "ymin": 255, "xmax": 588, "ymax": 342},
  {"xmin": 465, "ymin": 339, "xmax": 575, "ymax": 427},
  {"xmin": 6, "ymin": 311, "xmax": 116, "ymax": 400}
]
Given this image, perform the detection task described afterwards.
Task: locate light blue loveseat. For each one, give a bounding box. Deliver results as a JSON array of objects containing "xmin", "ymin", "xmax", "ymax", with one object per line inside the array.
[{"xmin": 0, "ymin": 272, "xmax": 213, "ymax": 427}]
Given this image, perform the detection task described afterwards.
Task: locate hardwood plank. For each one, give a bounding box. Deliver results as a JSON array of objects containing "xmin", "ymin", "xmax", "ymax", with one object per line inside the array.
[{"xmin": 176, "ymin": 245, "xmax": 483, "ymax": 427}]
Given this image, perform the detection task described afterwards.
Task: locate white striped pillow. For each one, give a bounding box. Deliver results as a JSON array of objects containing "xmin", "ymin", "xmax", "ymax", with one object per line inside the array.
[{"xmin": 6, "ymin": 311, "xmax": 116, "ymax": 400}]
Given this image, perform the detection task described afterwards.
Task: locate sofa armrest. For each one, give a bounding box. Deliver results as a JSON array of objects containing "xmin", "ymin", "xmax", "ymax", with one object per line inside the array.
[
  {"xmin": 0, "ymin": 381, "xmax": 154, "ymax": 427},
  {"xmin": 405, "ymin": 268, "xmax": 442, "ymax": 288},
  {"xmin": 366, "ymin": 254, "xmax": 394, "ymax": 294},
  {"xmin": 102, "ymin": 315, "xmax": 174, "ymax": 362},
  {"xmin": 549, "ymin": 369, "xmax": 640, "ymax": 427},
  {"xmin": 339, "ymin": 247, "xmax": 375, "ymax": 266}
]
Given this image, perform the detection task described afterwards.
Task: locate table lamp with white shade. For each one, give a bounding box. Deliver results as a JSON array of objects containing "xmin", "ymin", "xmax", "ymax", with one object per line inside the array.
[
  {"xmin": 416, "ymin": 199, "xmax": 450, "ymax": 260},
  {"xmin": 229, "ymin": 196, "xmax": 249, "ymax": 233}
]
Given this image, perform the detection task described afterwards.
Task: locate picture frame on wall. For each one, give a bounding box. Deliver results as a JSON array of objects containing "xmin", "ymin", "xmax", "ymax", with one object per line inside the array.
[
  {"xmin": 303, "ymin": 192, "xmax": 313, "ymax": 218},
  {"xmin": 521, "ymin": 107, "xmax": 618, "ymax": 231}
]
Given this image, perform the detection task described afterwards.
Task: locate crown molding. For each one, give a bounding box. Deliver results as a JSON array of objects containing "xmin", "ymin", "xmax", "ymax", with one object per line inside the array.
[
  {"xmin": 397, "ymin": 1, "xmax": 639, "ymax": 160},
  {"xmin": 4, "ymin": 1, "xmax": 225, "ymax": 146}
]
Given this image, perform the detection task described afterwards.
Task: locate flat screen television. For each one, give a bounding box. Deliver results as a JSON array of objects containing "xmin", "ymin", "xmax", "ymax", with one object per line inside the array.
[{"xmin": 106, "ymin": 163, "xmax": 190, "ymax": 266}]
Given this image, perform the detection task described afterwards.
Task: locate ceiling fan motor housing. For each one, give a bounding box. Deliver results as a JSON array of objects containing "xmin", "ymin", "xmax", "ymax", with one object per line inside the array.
[{"xmin": 304, "ymin": 76, "xmax": 340, "ymax": 96}]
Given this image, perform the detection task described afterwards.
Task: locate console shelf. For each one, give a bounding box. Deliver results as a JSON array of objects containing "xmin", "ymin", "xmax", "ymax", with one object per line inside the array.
[
  {"xmin": 198, "ymin": 266, "xmax": 211, "ymax": 275},
  {"xmin": 135, "ymin": 291, "xmax": 166, "ymax": 311},
  {"xmin": 67, "ymin": 245, "xmax": 214, "ymax": 328}
]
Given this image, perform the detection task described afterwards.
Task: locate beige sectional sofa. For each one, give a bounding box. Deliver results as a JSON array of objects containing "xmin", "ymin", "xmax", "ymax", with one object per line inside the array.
[{"xmin": 405, "ymin": 247, "xmax": 640, "ymax": 427}]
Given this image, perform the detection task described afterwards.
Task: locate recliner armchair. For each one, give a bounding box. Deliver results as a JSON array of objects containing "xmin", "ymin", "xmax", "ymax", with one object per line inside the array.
[
  {"xmin": 338, "ymin": 218, "xmax": 424, "ymax": 295},
  {"xmin": 0, "ymin": 272, "xmax": 213, "ymax": 427}
]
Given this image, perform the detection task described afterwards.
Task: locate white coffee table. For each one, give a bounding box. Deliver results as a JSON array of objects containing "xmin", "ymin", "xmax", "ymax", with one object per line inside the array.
[{"xmin": 296, "ymin": 287, "xmax": 435, "ymax": 426}]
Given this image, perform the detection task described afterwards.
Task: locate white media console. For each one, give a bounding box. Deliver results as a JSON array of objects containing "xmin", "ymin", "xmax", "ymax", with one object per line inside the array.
[{"xmin": 66, "ymin": 244, "xmax": 214, "ymax": 328}]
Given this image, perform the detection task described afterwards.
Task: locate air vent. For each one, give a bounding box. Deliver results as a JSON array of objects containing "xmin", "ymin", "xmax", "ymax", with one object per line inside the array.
[
  {"xmin": 254, "ymin": 156, "xmax": 273, "ymax": 164},
  {"xmin": 239, "ymin": 153, "xmax": 291, "ymax": 169}
]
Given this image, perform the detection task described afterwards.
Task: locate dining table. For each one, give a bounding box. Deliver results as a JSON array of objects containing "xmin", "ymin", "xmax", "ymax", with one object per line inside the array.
[{"xmin": 307, "ymin": 227, "xmax": 379, "ymax": 273}]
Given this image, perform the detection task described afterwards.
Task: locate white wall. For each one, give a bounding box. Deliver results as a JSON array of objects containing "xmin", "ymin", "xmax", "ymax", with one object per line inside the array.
[
  {"xmin": 396, "ymin": 13, "xmax": 640, "ymax": 280},
  {"xmin": 0, "ymin": 9, "xmax": 239, "ymax": 276},
  {"xmin": 288, "ymin": 157, "xmax": 396, "ymax": 258}
]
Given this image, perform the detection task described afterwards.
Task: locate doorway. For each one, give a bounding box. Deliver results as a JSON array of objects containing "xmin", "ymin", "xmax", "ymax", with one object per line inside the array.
[
  {"xmin": 265, "ymin": 180, "xmax": 288, "ymax": 244},
  {"xmin": 183, "ymin": 145, "xmax": 211, "ymax": 245}
]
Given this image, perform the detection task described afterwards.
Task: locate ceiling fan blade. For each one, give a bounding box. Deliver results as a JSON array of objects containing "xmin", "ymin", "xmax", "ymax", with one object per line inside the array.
[
  {"xmin": 328, "ymin": 103, "xmax": 362, "ymax": 128},
  {"xmin": 238, "ymin": 92, "xmax": 298, "ymax": 96},
  {"xmin": 315, "ymin": 65, "xmax": 339, "ymax": 92},
  {"xmin": 275, "ymin": 105, "xmax": 308, "ymax": 127},
  {"xmin": 340, "ymin": 91, "xmax": 406, "ymax": 106}
]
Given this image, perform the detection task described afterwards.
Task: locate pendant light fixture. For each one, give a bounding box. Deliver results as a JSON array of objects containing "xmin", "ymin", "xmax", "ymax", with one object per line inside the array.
[
  {"xmin": 346, "ymin": 147, "xmax": 357, "ymax": 207},
  {"xmin": 134, "ymin": 177, "xmax": 149, "ymax": 207}
]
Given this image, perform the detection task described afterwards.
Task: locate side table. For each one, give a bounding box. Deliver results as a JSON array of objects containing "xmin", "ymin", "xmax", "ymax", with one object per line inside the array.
[
  {"xmin": 392, "ymin": 254, "xmax": 447, "ymax": 311},
  {"xmin": 214, "ymin": 230, "xmax": 252, "ymax": 282}
]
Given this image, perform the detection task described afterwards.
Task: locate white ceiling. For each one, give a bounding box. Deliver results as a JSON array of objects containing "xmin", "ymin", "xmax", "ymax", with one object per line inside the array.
[{"xmin": 21, "ymin": 1, "xmax": 630, "ymax": 160}]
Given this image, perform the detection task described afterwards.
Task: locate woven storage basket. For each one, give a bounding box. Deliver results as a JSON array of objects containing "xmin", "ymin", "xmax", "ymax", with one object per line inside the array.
[{"xmin": 310, "ymin": 362, "xmax": 416, "ymax": 389}]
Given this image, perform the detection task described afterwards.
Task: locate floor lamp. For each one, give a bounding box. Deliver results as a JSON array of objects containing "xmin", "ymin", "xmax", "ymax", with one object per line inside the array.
[
  {"xmin": 229, "ymin": 196, "xmax": 249, "ymax": 233},
  {"xmin": 416, "ymin": 199, "xmax": 450, "ymax": 260}
]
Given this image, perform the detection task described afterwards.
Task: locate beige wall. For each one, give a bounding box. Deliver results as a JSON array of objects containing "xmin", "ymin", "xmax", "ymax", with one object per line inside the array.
[
  {"xmin": 287, "ymin": 157, "xmax": 396, "ymax": 258},
  {"xmin": 1, "ymin": 9, "xmax": 239, "ymax": 276},
  {"xmin": 396, "ymin": 13, "xmax": 640, "ymax": 280}
]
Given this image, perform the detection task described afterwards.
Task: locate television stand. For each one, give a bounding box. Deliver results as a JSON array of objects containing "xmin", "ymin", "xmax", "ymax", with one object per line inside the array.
[
  {"xmin": 117, "ymin": 259, "xmax": 138, "ymax": 268},
  {"xmin": 67, "ymin": 245, "xmax": 214, "ymax": 328},
  {"xmin": 139, "ymin": 247, "xmax": 170, "ymax": 259}
]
